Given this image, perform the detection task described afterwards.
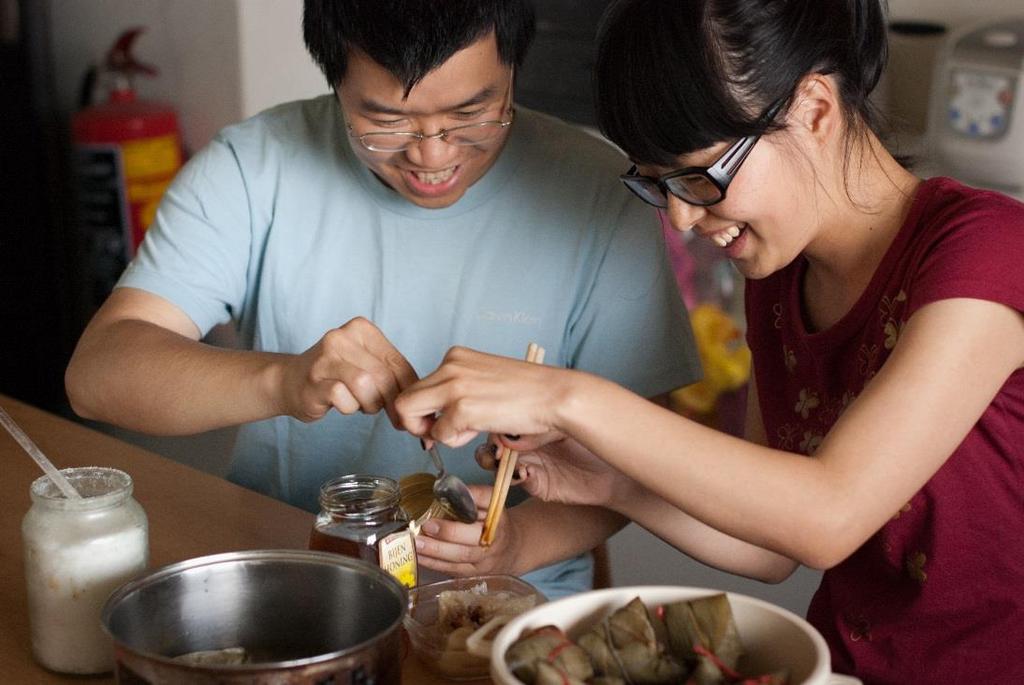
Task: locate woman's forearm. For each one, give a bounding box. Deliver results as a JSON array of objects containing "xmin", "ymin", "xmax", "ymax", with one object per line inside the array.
[
  {"xmin": 606, "ymin": 477, "xmax": 798, "ymax": 583},
  {"xmin": 554, "ymin": 372, "xmax": 845, "ymax": 568}
]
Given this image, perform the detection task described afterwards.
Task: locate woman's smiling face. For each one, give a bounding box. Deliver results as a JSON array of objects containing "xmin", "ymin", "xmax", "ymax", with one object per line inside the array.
[
  {"xmin": 646, "ymin": 131, "xmax": 818, "ymax": 281},
  {"xmin": 335, "ymin": 32, "xmax": 514, "ymax": 210}
]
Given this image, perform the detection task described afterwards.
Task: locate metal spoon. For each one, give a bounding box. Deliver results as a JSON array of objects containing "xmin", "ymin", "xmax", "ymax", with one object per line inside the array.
[{"xmin": 426, "ymin": 444, "xmax": 478, "ymax": 524}]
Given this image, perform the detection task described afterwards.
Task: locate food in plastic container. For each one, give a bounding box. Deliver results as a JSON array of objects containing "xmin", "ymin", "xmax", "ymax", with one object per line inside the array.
[{"xmin": 405, "ymin": 575, "xmax": 545, "ymax": 679}]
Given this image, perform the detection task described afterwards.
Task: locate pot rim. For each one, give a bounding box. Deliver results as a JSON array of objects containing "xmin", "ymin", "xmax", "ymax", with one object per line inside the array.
[{"xmin": 101, "ymin": 549, "xmax": 407, "ymax": 671}]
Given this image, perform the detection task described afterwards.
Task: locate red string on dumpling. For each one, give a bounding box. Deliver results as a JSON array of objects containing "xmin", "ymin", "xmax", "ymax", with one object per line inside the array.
[{"xmin": 692, "ymin": 643, "xmax": 780, "ymax": 683}]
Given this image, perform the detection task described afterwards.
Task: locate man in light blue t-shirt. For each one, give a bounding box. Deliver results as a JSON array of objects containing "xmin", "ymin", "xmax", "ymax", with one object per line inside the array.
[{"xmin": 65, "ymin": 0, "xmax": 700, "ymax": 598}]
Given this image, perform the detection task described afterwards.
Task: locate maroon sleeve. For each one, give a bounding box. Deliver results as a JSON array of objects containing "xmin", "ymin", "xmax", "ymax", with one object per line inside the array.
[{"xmin": 908, "ymin": 185, "xmax": 1024, "ymax": 317}]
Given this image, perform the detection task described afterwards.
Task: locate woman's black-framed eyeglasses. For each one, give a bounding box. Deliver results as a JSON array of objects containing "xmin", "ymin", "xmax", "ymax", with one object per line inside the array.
[{"xmin": 620, "ymin": 99, "xmax": 785, "ymax": 208}]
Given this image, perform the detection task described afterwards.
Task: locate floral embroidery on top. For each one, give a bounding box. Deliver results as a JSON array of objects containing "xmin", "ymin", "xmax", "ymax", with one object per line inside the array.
[
  {"xmin": 891, "ymin": 502, "xmax": 913, "ymax": 521},
  {"xmin": 775, "ymin": 424, "xmax": 800, "ymax": 451},
  {"xmin": 845, "ymin": 612, "xmax": 873, "ymax": 642},
  {"xmin": 880, "ymin": 290, "xmax": 908, "ymax": 350},
  {"xmin": 795, "ymin": 388, "xmax": 820, "ymax": 419},
  {"xmin": 799, "ymin": 431, "xmax": 823, "ymax": 454},
  {"xmin": 841, "ymin": 391, "xmax": 857, "ymax": 412},
  {"xmin": 883, "ymin": 319, "xmax": 905, "ymax": 350},
  {"xmin": 880, "ymin": 290, "xmax": 908, "ymax": 321},
  {"xmin": 906, "ymin": 551, "xmax": 928, "ymax": 584},
  {"xmin": 816, "ymin": 391, "xmax": 858, "ymax": 427},
  {"xmin": 783, "ymin": 345, "xmax": 797, "ymax": 373},
  {"xmin": 857, "ymin": 343, "xmax": 880, "ymax": 379}
]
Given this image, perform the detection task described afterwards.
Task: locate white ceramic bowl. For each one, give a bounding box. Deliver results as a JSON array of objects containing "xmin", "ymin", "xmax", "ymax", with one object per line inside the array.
[{"xmin": 490, "ymin": 585, "xmax": 860, "ymax": 685}]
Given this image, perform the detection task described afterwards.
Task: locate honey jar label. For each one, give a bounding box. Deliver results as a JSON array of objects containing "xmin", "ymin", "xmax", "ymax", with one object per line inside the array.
[{"xmin": 378, "ymin": 529, "xmax": 417, "ymax": 588}]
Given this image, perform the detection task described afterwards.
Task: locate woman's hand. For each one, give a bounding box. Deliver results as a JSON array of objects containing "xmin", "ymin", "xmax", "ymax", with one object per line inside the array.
[
  {"xmin": 395, "ymin": 346, "xmax": 575, "ymax": 447},
  {"xmin": 474, "ymin": 436, "xmax": 629, "ymax": 510}
]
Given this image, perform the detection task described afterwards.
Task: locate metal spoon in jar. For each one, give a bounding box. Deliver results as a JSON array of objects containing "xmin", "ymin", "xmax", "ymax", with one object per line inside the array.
[{"xmin": 426, "ymin": 444, "xmax": 477, "ymax": 524}]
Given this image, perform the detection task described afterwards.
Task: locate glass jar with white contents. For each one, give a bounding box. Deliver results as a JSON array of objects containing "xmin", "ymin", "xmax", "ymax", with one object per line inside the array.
[{"xmin": 21, "ymin": 467, "xmax": 149, "ymax": 674}]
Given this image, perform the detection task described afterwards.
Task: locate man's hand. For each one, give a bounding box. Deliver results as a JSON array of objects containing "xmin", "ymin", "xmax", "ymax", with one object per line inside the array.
[
  {"xmin": 279, "ymin": 317, "xmax": 418, "ymax": 426},
  {"xmin": 413, "ymin": 485, "xmax": 526, "ymax": 577},
  {"xmin": 415, "ymin": 479, "xmax": 630, "ymax": 580},
  {"xmin": 66, "ymin": 291, "xmax": 418, "ymax": 435}
]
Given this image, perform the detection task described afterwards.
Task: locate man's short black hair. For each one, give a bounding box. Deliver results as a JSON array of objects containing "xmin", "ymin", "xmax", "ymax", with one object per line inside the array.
[{"xmin": 304, "ymin": 0, "xmax": 536, "ymax": 95}]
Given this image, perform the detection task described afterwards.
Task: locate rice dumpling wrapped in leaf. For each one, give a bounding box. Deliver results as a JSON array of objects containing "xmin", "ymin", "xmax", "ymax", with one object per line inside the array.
[
  {"xmin": 734, "ymin": 671, "xmax": 788, "ymax": 685},
  {"xmin": 663, "ymin": 594, "xmax": 743, "ymax": 684},
  {"xmin": 534, "ymin": 659, "xmax": 591, "ymax": 685},
  {"xmin": 505, "ymin": 625, "xmax": 594, "ymax": 684},
  {"xmin": 578, "ymin": 597, "xmax": 685, "ymax": 684}
]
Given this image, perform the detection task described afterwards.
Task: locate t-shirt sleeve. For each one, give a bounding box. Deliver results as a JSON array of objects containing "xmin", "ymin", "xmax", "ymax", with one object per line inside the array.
[
  {"xmin": 116, "ymin": 134, "xmax": 253, "ymax": 336},
  {"xmin": 909, "ymin": 190, "xmax": 1024, "ymax": 317},
  {"xmin": 565, "ymin": 200, "xmax": 702, "ymax": 397}
]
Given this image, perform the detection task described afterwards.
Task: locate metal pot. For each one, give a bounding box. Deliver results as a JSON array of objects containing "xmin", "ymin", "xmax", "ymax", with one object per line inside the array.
[{"xmin": 101, "ymin": 550, "xmax": 406, "ymax": 684}]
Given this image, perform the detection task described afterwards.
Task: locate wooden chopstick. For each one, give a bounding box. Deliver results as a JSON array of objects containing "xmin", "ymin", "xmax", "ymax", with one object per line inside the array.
[
  {"xmin": 479, "ymin": 342, "xmax": 545, "ymax": 546},
  {"xmin": 481, "ymin": 342, "xmax": 540, "ymax": 544}
]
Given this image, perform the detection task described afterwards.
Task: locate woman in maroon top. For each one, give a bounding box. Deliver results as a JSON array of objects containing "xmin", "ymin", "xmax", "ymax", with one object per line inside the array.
[{"xmin": 395, "ymin": 1, "xmax": 1024, "ymax": 682}]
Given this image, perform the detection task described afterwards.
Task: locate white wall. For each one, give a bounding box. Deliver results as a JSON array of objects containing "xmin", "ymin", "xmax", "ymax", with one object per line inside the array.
[
  {"xmin": 52, "ymin": 0, "xmax": 1023, "ymax": 158},
  {"xmin": 48, "ymin": 0, "xmax": 242, "ymax": 152},
  {"xmin": 236, "ymin": 0, "xmax": 326, "ymax": 119},
  {"xmin": 47, "ymin": 0, "xmax": 324, "ymax": 152},
  {"xmin": 888, "ymin": 0, "xmax": 1021, "ymax": 27}
]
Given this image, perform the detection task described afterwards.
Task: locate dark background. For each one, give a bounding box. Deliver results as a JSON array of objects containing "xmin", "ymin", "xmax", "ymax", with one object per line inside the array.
[
  {"xmin": 0, "ymin": 1, "xmax": 83, "ymax": 412},
  {"xmin": 518, "ymin": 0, "xmax": 617, "ymax": 127}
]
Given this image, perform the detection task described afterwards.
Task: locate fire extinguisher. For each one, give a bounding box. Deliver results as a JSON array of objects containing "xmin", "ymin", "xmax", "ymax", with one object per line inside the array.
[{"xmin": 72, "ymin": 27, "xmax": 183, "ymax": 304}]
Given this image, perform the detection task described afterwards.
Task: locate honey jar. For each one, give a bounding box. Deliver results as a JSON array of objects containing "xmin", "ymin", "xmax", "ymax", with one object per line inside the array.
[{"xmin": 308, "ymin": 474, "xmax": 417, "ymax": 588}]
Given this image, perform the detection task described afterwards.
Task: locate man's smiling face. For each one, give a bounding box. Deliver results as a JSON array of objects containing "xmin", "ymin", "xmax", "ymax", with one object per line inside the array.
[{"xmin": 336, "ymin": 32, "xmax": 513, "ymax": 209}]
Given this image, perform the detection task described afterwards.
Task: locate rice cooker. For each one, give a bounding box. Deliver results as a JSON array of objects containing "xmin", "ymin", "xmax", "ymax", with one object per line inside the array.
[{"xmin": 928, "ymin": 17, "xmax": 1024, "ymax": 198}]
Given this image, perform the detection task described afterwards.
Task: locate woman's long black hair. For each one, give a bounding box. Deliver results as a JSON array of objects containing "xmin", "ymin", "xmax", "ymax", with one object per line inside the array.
[{"xmin": 595, "ymin": 0, "xmax": 890, "ymax": 166}]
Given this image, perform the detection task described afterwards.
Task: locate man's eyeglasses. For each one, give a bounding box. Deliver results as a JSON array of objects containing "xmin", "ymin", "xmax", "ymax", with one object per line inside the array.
[
  {"xmin": 348, "ymin": 73, "xmax": 515, "ymax": 153},
  {"xmin": 620, "ymin": 99, "xmax": 785, "ymax": 208}
]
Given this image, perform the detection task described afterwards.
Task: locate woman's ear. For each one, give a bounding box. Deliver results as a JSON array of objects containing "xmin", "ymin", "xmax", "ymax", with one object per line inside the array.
[{"xmin": 789, "ymin": 73, "xmax": 843, "ymax": 147}]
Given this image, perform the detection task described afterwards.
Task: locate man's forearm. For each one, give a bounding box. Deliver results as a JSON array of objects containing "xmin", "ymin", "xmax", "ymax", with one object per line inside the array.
[{"xmin": 66, "ymin": 318, "xmax": 286, "ymax": 435}]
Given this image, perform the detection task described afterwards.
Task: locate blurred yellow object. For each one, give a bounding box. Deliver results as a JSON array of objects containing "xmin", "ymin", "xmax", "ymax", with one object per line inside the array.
[{"xmin": 671, "ymin": 304, "xmax": 751, "ymax": 415}]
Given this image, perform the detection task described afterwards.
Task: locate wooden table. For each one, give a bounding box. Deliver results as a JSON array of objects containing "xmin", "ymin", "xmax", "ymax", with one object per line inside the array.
[{"xmin": 0, "ymin": 395, "xmax": 478, "ymax": 683}]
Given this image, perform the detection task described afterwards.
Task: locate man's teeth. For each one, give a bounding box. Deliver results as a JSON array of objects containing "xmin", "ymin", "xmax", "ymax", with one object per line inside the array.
[
  {"xmin": 413, "ymin": 167, "xmax": 456, "ymax": 185},
  {"xmin": 712, "ymin": 225, "xmax": 744, "ymax": 248}
]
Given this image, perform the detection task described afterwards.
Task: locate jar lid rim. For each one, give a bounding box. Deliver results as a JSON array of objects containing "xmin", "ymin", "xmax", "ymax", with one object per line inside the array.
[
  {"xmin": 30, "ymin": 466, "xmax": 133, "ymax": 509},
  {"xmin": 318, "ymin": 474, "xmax": 401, "ymax": 515}
]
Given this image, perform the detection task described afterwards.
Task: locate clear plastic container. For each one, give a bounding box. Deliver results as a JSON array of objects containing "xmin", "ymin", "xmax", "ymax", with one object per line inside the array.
[
  {"xmin": 21, "ymin": 467, "xmax": 149, "ymax": 674},
  {"xmin": 405, "ymin": 575, "xmax": 546, "ymax": 680}
]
